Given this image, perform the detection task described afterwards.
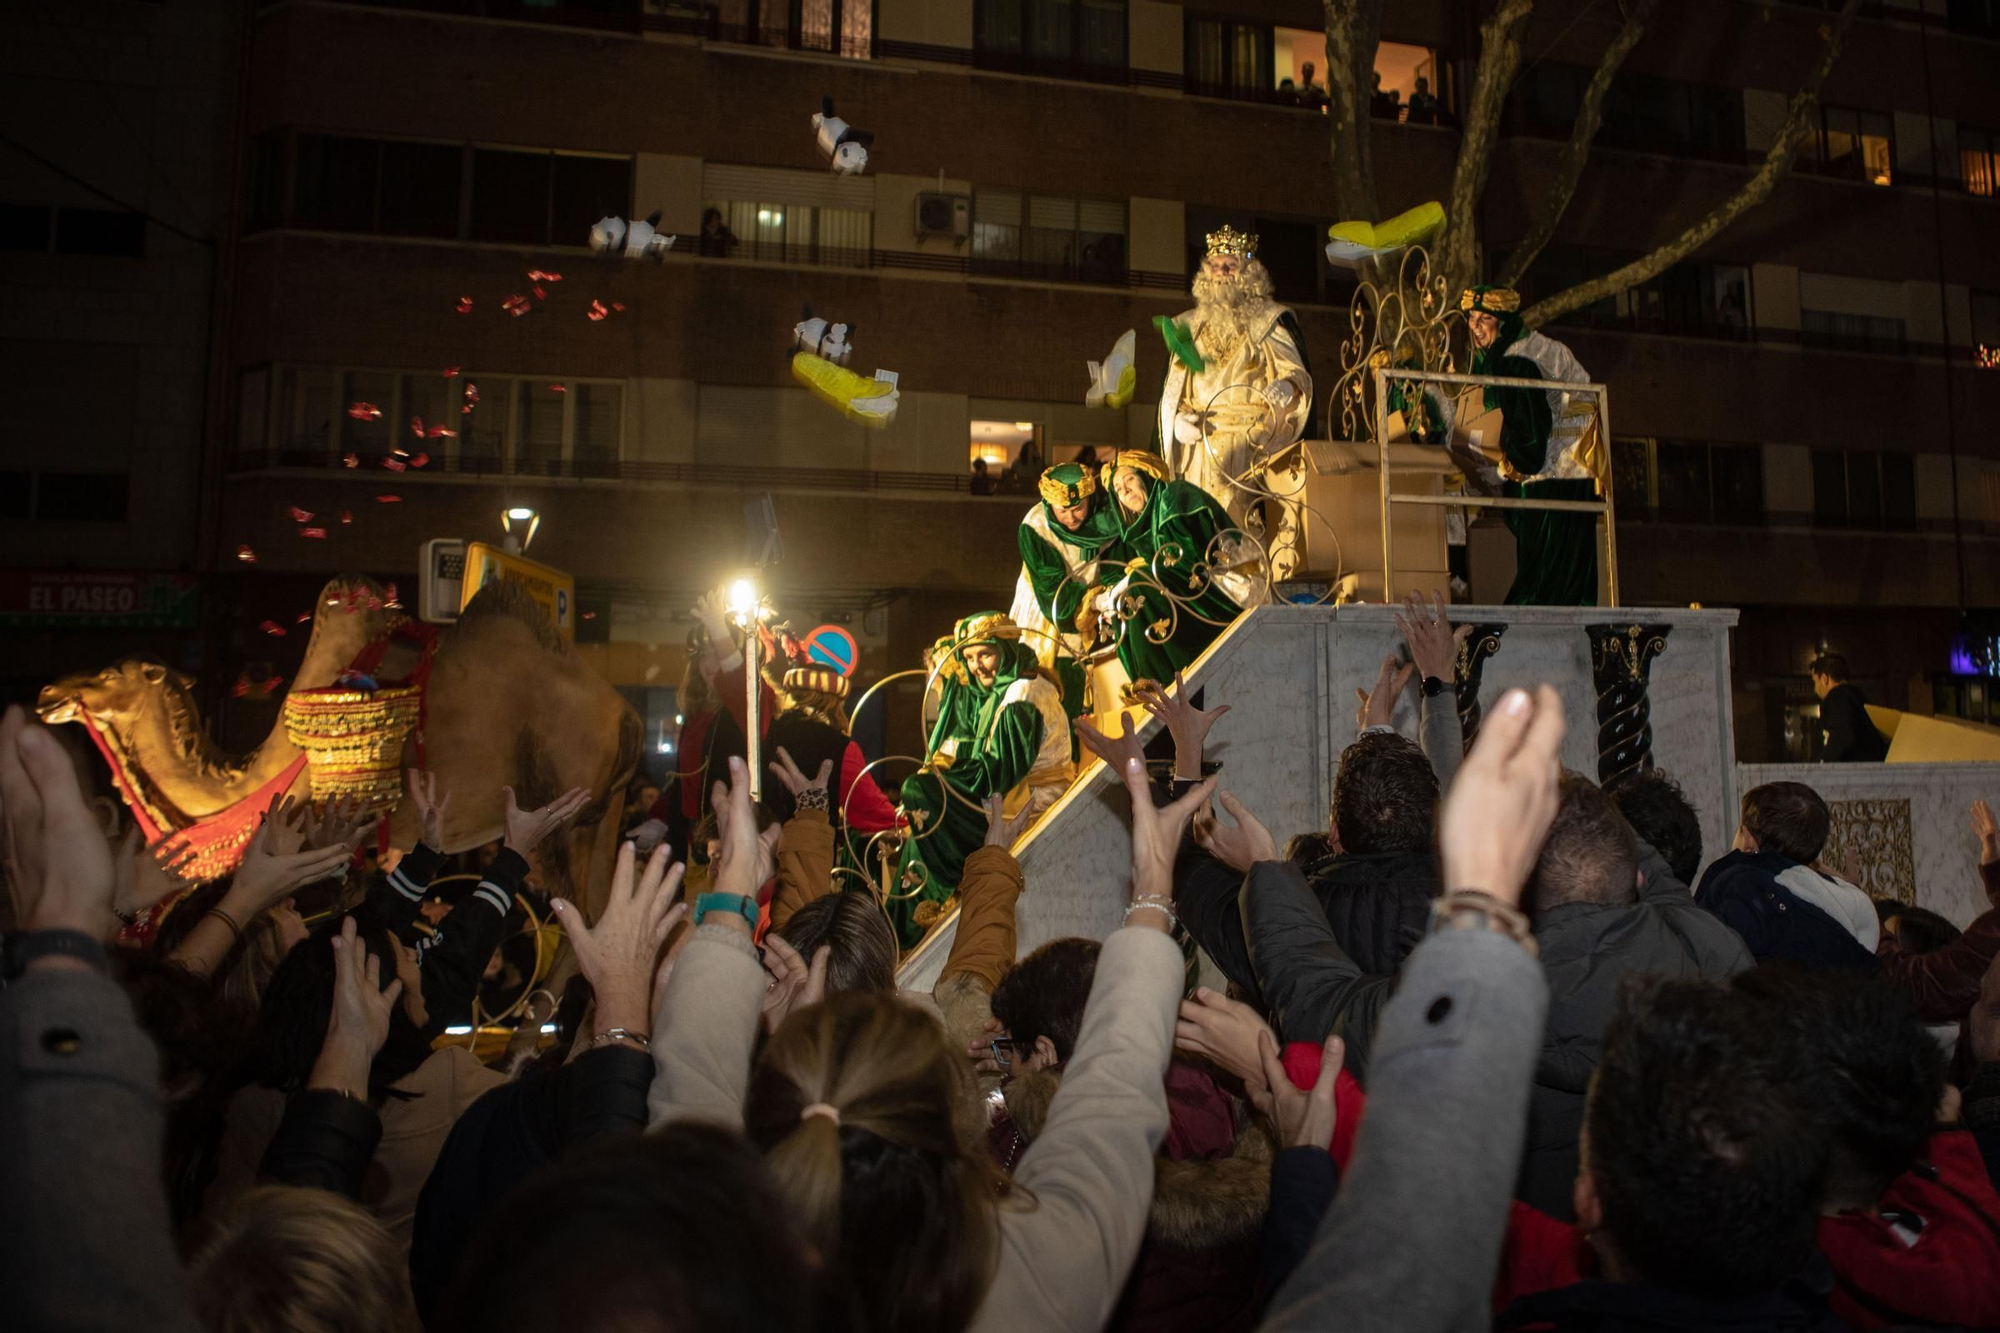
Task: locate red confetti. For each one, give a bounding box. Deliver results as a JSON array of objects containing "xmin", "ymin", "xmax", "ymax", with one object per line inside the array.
[
  {"xmin": 287, "ymin": 506, "xmax": 313, "ymax": 523},
  {"xmin": 299, "ymin": 527, "xmax": 327, "ymax": 540},
  {"xmin": 259, "ymin": 620, "xmax": 287, "ymax": 637},
  {"xmin": 587, "ymin": 299, "xmax": 609, "ymax": 322},
  {"xmin": 456, "ymin": 296, "xmax": 474, "ymax": 313},
  {"xmin": 296, "ymin": 612, "xmax": 312, "ymax": 623},
  {"xmin": 409, "ymin": 416, "xmax": 425, "ymax": 438},
  {"xmin": 339, "ymin": 510, "xmax": 353, "ymax": 525},
  {"xmin": 612, "ymin": 302, "xmax": 625, "ymax": 312},
  {"xmin": 533, "ymin": 285, "xmax": 548, "ymax": 301},
  {"xmin": 442, "ymin": 366, "xmax": 460, "ymax": 378},
  {"xmin": 549, "ymin": 383, "xmax": 568, "ymax": 393},
  {"xmin": 236, "ymin": 544, "xmax": 257, "ymax": 564},
  {"xmin": 425, "ymin": 425, "xmax": 454, "ymax": 438},
  {"xmin": 409, "ymin": 452, "xmax": 430, "ymax": 468},
  {"xmin": 381, "ymin": 457, "xmax": 407, "ymax": 472},
  {"xmin": 527, "ymin": 269, "xmax": 563, "ymax": 283},
  {"xmin": 463, "ymin": 383, "xmax": 479, "ymax": 404},
  {"xmin": 461, "ymin": 403, "xmax": 473, "ymax": 415},
  {"xmin": 502, "ymin": 294, "xmax": 531, "ymax": 317},
  {"xmin": 346, "ymin": 402, "xmax": 381, "ymax": 421},
  {"xmin": 375, "ymin": 494, "xmax": 401, "ymax": 503},
  {"xmin": 342, "ymin": 452, "xmax": 359, "ymax": 469},
  {"xmin": 582, "ymin": 610, "xmax": 597, "ymax": 620}
]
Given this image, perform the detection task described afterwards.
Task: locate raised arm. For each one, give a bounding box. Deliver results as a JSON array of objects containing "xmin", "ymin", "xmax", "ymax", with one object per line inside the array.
[
  {"xmin": 766, "ymin": 748, "xmax": 836, "ymax": 932},
  {"xmin": 169, "ymin": 794, "xmax": 355, "ymax": 979},
  {"xmin": 1394, "ymin": 592, "xmax": 1468, "ymax": 790}
]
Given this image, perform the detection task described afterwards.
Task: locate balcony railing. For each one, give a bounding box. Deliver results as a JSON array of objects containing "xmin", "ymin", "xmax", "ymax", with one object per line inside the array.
[{"xmin": 232, "ymin": 448, "xmax": 978, "ymax": 492}]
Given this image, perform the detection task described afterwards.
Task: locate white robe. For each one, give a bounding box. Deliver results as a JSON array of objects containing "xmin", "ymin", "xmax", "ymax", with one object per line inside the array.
[{"xmin": 1157, "ymin": 302, "xmax": 1312, "ymax": 523}]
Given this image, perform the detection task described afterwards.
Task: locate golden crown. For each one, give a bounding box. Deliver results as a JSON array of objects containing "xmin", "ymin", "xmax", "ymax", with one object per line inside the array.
[
  {"xmin": 1205, "ymin": 225, "xmax": 1257, "ymax": 259},
  {"xmin": 1038, "ymin": 466, "xmax": 1097, "ymax": 509},
  {"xmin": 1459, "ymin": 286, "xmax": 1521, "ymax": 314}
]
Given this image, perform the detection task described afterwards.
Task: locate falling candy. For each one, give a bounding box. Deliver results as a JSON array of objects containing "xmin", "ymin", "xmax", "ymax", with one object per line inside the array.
[
  {"xmin": 375, "ymin": 494, "xmax": 402, "ymax": 503},
  {"xmin": 384, "ymin": 582, "xmax": 401, "ymax": 608},
  {"xmin": 259, "ymin": 620, "xmax": 287, "ymax": 637},
  {"xmin": 533, "ymin": 285, "xmax": 548, "ymax": 301},
  {"xmin": 409, "ymin": 416, "xmax": 425, "ymax": 438},
  {"xmin": 612, "ymin": 302, "xmax": 625, "ymax": 312},
  {"xmin": 587, "ymin": 299, "xmax": 609, "ymax": 322},
  {"xmin": 456, "ymin": 296, "xmax": 473, "ymax": 313},
  {"xmin": 295, "ymin": 612, "xmax": 312, "ymax": 623},
  {"xmin": 409, "ymin": 452, "xmax": 430, "ymax": 468},
  {"xmin": 502, "ymin": 294, "xmax": 531, "ymax": 317},
  {"xmin": 300, "ymin": 527, "xmax": 327, "ymax": 539},
  {"xmin": 463, "ymin": 383, "xmax": 479, "ymax": 404},
  {"xmin": 339, "ymin": 510, "xmax": 353, "ymax": 525},
  {"xmin": 288, "ymin": 505, "xmax": 313, "ymax": 523},
  {"xmin": 346, "ymin": 402, "xmax": 382, "ymax": 421},
  {"xmin": 342, "ymin": 452, "xmax": 359, "ymax": 469},
  {"xmin": 549, "ymin": 383, "xmax": 568, "ymax": 393},
  {"xmin": 442, "ymin": 366, "xmax": 460, "ymax": 378},
  {"xmin": 236, "ymin": 545, "xmax": 257, "ymax": 564},
  {"xmin": 582, "ymin": 610, "xmax": 597, "ymax": 620},
  {"xmin": 425, "ymin": 425, "xmax": 455, "ymax": 439},
  {"xmin": 527, "ymin": 269, "xmax": 563, "ymax": 283},
  {"xmin": 381, "ymin": 457, "xmax": 408, "ymax": 472}
]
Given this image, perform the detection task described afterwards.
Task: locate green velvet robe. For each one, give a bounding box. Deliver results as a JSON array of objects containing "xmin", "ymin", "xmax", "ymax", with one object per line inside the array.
[
  {"xmin": 891, "ymin": 640, "xmax": 1052, "ymax": 948},
  {"xmin": 1472, "ymin": 318, "xmax": 1597, "ymax": 607},
  {"xmin": 1014, "ymin": 497, "xmax": 1124, "ymax": 723},
  {"xmin": 1109, "ymin": 475, "xmax": 1247, "ymax": 685}
]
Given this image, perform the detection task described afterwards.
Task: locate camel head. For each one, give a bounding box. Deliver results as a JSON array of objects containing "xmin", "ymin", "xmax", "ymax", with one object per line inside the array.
[{"xmin": 38, "ymin": 658, "xmax": 184, "ymax": 732}]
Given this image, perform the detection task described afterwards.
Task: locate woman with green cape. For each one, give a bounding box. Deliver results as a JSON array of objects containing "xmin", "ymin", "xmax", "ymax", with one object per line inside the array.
[{"xmin": 1007, "ymin": 461, "xmax": 1126, "ymax": 723}]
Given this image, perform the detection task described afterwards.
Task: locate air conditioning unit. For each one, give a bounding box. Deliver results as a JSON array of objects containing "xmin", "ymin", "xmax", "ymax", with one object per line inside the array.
[{"xmin": 915, "ymin": 192, "xmax": 970, "ymax": 240}]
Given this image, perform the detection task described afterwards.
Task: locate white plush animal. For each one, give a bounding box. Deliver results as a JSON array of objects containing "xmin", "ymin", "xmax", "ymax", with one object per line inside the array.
[
  {"xmin": 588, "ymin": 211, "xmax": 677, "ymax": 260},
  {"xmin": 792, "ymin": 307, "xmax": 854, "ymax": 364},
  {"xmin": 811, "ymin": 97, "xmax": 874, "ymax": 175},
  {"xmin": 1085, "ymin": 328, "xmax": 1137, "ymax": 409}
]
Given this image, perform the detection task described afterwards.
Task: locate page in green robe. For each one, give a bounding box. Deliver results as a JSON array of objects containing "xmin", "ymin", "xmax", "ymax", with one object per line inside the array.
[{"xmin": 1109, "ymin": 474, "xmax": 1245, "ymax": 685}]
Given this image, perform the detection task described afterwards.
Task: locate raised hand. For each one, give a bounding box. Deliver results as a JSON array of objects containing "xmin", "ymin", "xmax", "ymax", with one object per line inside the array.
[
  {"xmin": 760, "ymin": 931, "xmax": 830, "ymax": 1033},
  {"xmin": 405, "ymin": 768, "xmax": 451, "ymax": 849},
  {"xmin": 553, "ymin": 840, "xmax": 686, "ymax": 1040},
  {"xmin": 1134, "ymin": 671, "xmax": 1230, "ymax": 780},
  {"xmin": 1973, "ymin": 799, "xmax": 1998, "ymax": 866},
  {"xmin": 1194, "ymin": 791, "xmax": 1279, "ymax": 874},
  {"xmin": 310, "ymin": 793, "xmax": 380, "ymax": 854},
  {"xmin": 1393, "ymin": 590, "xmax": 1470, "ymax": 687},
  {"xmin": 1354, "ymin": 653, "xmax": 1416, "ymax": 732},
  {"xmin": 0, "ymin": 705, "xmax": 118, "ymax": 941},
  {"xmin": 1076, "ymin": 711, "xmax": 1148, "ymax": 776},
  {"xmin": 712, "ymin": 756, "xmax": 781, "ymax": 904},
  {"xmin": 1438, "ymin": 686, "xmax": 1565, "ymax": 906},
  {"xmin": 1122, "ymin": 754, "xmax": 1216, "ymax": 913},
  {"xmin": 308, "ymin": 916, "xmax": 406, "ymax": 1096},
  {"xmin": 503, "ymin": 785, "xmax": 593, "ymax": 857},
  {"xmin": 233, "ymin": 816, "xmax": 355, "ymax": 913},
  {"xmin": 1249, "ymin": 1029, "xmax": 1344, "ymax": 1150},
  {"xmin": 1174, "ymin": 986, "xmax": 1275, "ymax": 1091},
  {"xmin": 767, "ymin": 746, "xmax": 833, "ymax": 802},
  {"xmin": 260, "ymin": 790, "xmax": 310, "ymax": 857},
  {"xmin": 983, "ymin": 792, "xmax": 1032, "ymax": 850}
]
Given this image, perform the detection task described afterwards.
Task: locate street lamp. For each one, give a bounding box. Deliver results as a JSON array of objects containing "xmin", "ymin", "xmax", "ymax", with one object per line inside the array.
[
  {"xmin": 501, "ymin": 506, "xmax": 540, "ymax": 554},
  {"xmin": 724, "ymin": 571, "xmax": 767, "ymax": 799}
]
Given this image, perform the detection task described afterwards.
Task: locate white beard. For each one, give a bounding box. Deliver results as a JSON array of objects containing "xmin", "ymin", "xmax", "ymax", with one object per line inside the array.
[{"xmin": 1191, "ymin": 266, "xmax": 1276, "ymax": 361}]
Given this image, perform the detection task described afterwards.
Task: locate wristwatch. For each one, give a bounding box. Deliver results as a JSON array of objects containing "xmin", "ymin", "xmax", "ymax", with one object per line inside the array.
[
  {"xmin": 1420, "ymin": 674, "xmax": 1449, "ymax": 698},
  {"xmin": 693, "ymin": 892, "xmax": 758, "ymax": 929},
  {"xmin": 3, "ymin": 929, "xmax": 111, "ymax": 982}
]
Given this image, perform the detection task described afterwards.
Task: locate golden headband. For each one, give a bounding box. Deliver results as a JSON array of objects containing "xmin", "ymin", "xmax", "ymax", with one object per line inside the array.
[
  {"xmin": 1100, "ymin": 449, "xmax": 1171, "ymax": 491},
  {"xmin": 1205, "ymin": 225, "xmax": 1257, "ymax": 259},
  {"xmin": 1038, "ymin": 467, "xmax": 1097, "ymax": 509},
  {"xmin": 954, "ymin": 613, "xmax": 1022, "ymax": 645},
  {"xmin": 1459, "ymin": 287, "xmax": 1521, "ymax": 314},
  {"xmin": 782, "ymin": 666, "xmax": 850, "ymax": 700}
]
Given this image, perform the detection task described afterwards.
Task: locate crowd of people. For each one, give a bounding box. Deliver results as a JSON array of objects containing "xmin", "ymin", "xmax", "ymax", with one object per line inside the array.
[{"xmin": 3, "ymin": 590, "xmax": 1999, "ymax": 1332}]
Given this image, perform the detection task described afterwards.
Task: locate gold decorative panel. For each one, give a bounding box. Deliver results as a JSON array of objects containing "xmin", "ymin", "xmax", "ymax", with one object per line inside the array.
[{"xmin": 1823, "ymin": 799, "xmax": 1916, "ymax": 906}]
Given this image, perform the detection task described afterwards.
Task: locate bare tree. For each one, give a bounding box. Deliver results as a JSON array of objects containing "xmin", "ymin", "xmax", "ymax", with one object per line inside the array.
[{"xmin": 1322, "ymin": 0, "xmax": 1861, "ymax": 328}]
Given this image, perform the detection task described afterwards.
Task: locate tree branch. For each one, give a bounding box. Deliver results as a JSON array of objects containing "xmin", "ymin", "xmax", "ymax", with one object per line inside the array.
[
  {"xmin": 1494, "ymin": 0, "xmax": 1659, "ymax": 290},
  {"xmin": 1323, "ymin": 0, "xmax": 1388, "ymax": 221},
  {"xmin": 1437, "ymin": 0, "xmax": 1537, "ymax": 293},
  {"xmin": 1521, "ymin": 0, "xmax": 1860, "ymax": 329}
]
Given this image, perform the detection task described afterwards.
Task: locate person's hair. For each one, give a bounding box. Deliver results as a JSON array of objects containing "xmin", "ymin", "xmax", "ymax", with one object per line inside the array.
[
  {"xmin": 989, "ymin": 937, "xmax": 1101, "ymax": 1064},
  {"xmin": 680, "ymin": 654, "xmax": 719, "ymax": 719},
  {"xmin": 190, "ymin": 1185, "xmax": 418, "ymax": 1333},
  {"xmin": 745, "ymin": 990, "xmax": 1007, "ymax": 1333},
  {"xmin": 247, "ymin": 922, "xmax": 434, "ymax": 1096},
  {"xmin": 1525, "ymin": 773, "xmax": 1639, "ymax": 912},
  {"xmin": 1330, "ymin": 731, "xmax": 1439, "ymax": 855},
  {"xmin": 1810, "ymin": 654, "xmax": 1850, "ymax": 683},
  {"xmin": 444, "ymin": 1125, "xmax": 816, "ymax": 1333},
  {"xmin": 777, "ymin": 891, "xmax": 898, "ymax": 996},
  {"xmin": 1740, "ymin": 781, "xmax": 1830, "ymax": 865},
  {"xmin": 1604, "ymin": 767, "xmax": 1702, "ymax": 886},
  {"xmin": 221, "ymin": 910, "xmax": 300, "ymax": 1016},
  {"xmin": 1728, "ymin": 965, "xmax": 1945, "ymax": 1207},
  {"xmin": 1889, "ymin": 905, "xmax": 1962, "ymax": 954},
  {"xmin": 1587, "ymin": 976, "xmax": 1830, "ymax": 1297},
  {"xmin": 1284, "ymin": 831, "xmax": 1333, "ymax": 869}
]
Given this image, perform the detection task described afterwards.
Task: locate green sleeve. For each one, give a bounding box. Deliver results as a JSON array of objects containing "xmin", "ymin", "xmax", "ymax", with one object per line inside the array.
[
  {"xmin": 1488, "ymin": 354, "xmax": 1553, "ymax": 477},
  {"xmin": 1017, "ymin": 524, "xmax": 1085, "ymax": 624},
  {"xmin": 983, "ymin": 699, "xmax": 1047, "ymax": 794}
]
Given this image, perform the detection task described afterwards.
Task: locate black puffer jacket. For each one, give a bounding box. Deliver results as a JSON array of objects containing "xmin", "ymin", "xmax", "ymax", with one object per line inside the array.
[{"xmin": 1301, "ymin": 849, "xmax": 1438, "ymax": 977}]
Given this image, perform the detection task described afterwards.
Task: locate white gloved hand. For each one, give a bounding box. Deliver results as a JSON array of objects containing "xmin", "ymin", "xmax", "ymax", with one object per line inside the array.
[
  {"xmin": 1173, "ymin": 411, "xmax": 1204, "ymax": 447},
  {"xmin": 1263, "ymin": 381, "xmax": 1297, "ymax": 411}
]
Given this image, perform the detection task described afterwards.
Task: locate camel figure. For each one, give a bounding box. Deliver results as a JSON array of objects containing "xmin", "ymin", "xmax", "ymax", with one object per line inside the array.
[{"xmin": 37, "ymin": 575, "xmax": 640, "ymax": 919}]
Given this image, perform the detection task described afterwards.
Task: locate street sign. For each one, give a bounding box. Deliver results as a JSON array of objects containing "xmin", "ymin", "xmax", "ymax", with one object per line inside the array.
[{"xmin": 460, "ymin": 541, "xmax": 575, "ymax": 641}]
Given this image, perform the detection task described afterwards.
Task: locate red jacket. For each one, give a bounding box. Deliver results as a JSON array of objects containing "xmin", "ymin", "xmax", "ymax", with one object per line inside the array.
[
  {"xmin": 1489, "ymin": 1131, "xmax": 2000, "ymax": 1330},
  {"xmin": 1279, "ymin": 1041, "xmax": 1370, "ymax": 1171}
]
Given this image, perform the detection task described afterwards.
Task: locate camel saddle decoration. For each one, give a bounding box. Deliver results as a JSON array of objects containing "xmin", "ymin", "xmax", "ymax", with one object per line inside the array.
[{"xmin": 39, "ymin": 576, "xmax": 641, "ymax": 941}]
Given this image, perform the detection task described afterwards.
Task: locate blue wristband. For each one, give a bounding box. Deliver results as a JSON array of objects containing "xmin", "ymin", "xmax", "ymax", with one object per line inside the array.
[{"xmin": 694, "ymin": 892, "xmax": 757, "ymax": 929}]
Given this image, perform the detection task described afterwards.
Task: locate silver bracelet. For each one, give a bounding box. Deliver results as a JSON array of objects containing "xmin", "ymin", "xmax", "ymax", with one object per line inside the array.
[
  {"xmin": 1123, "ymin": 895, "xmax": 1177, "ymax": 932},
  {"xmin": 591, "ymin": 1027, "xmax": 651, "ymax": 1049}
]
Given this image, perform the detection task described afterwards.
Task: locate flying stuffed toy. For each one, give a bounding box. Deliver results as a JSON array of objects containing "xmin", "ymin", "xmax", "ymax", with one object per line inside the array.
[
  {"xmin": 1085, "ymin": 328, "xmax": 1137, "ymax": 409},
  {"xmin": 588, "ymin": 211, "xmax": 676, "ymax": 260},
  {"xmin": 793, "ymin": 307, "xmax": 853, "ymax": 365},
  {"xmin": 812, "ymin": 97, "xmax": 874, "ymax": 175},
  {"xmin": 1324, "ymin": 201, "xmax": 1445, "ymax": 268},
  {"xmin": 792, "ymin": 355, "xmax": 899, "ymax": 427}
]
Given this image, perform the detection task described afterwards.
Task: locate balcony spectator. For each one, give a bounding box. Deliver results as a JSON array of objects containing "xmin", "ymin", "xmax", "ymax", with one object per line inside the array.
[
  {"xmin": 1406, "ymin": 76, "xmax": 1439, "ymax": 125},
  {"xmin": 972, "ymin": 459, "xmax": 997, "ymax": 496},
  {"xmin": 698, "ymin": 207, "xmax": 737, "ymax": 258},
  {"xmin": 1299, "ymin": 62, "xmax": 1327, "ymax": 110},
  {"xmin": 1277, "ymin": 77, "xmax": 1299, "ymax": 106},
  {"xmin": 1370, "ymin": 74, "xmax": 1400, "ymax": 120},
  {"xmin": 1812, "ymin": 654, "xmax": 1889, "ymax": 762}
]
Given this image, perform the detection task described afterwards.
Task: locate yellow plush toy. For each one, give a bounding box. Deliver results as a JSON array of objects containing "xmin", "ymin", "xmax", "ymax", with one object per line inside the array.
[
  {"xmin": 1324, "ymin": 201, "xmax": 1447, "ymax": 268},
  {"xmin": 791, "ymin": 351, "xmax": 900, "ymax": 427}
]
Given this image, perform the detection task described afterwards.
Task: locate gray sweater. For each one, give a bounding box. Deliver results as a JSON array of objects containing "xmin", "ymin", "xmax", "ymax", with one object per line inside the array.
[
  {"xmin": 0, "ymin": 962, "xmax": 202, "ymax": 1333},
  {"xmin": 1260, "ymin": 924, "xmax": 1550, "ymax": 1333}
]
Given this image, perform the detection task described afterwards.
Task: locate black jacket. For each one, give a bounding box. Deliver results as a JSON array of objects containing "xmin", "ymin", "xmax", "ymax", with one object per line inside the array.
[
  {"xmin": 370, "ymin": 842, "xmax": 529, "ymax": 1036},
  {"xmin": 409, "ymin": 1045, "xmax": 653, "ymax": 1321},
  {"xmin": 1695, "ymin": 851, "xmax": 1881, "ymax": 971},
  {"xmin": 1819, "ymin": 682, "xmax": 1887, "ymax": 762},
  {"xmin": 1495, "ymin": 1276, "xmax": 1849, "ymax": 1332},
  {"xmin": 761, "ymin": 710, "xmax": 851, "ymax": 831}
]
